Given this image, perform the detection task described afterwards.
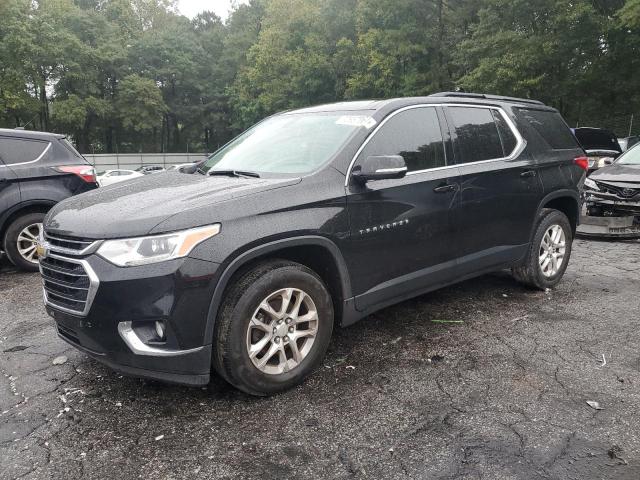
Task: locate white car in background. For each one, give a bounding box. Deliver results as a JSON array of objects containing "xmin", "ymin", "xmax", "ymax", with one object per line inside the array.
[
  {"xmin": 167, "ymin": 162, "xmax": 199, "ymax": 173},
  {"xmin": 96, "ymin": 169, "xmax": 144, "ymax": 187}
]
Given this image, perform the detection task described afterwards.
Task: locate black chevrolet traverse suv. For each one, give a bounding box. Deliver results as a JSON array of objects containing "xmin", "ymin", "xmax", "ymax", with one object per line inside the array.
[
  {"xmin": 0, "ymin": 129, "xmax": 97, "ymax": 271},
  {"xmin": 40, "ymin": 93, "xmax": 586, "ymax": 395}
]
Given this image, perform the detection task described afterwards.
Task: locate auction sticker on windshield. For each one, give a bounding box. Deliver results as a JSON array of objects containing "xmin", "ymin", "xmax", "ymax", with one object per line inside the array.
[{"xmin": 336, "ymin": 115, "xmax": 377, "ymax": 129}]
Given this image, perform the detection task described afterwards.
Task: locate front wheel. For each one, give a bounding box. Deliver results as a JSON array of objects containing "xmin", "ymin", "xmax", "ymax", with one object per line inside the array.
[
  {"xmin": 3, "ymin": 212, "xmax": 45, "ymax": 272},
  {"xmin": 512, "ymin": 209, "xmax": 573, "ymax": 290},
  {"xmin": 212, "ymin": 260, "xmax": 334, "ymax": 396}
]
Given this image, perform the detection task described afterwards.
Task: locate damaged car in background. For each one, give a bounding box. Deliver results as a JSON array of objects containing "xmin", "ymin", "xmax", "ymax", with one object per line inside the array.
[
  {"xmin": 580, "ymin": 143, "xmax": 640, "ymax": 238},
  {"xmin": 572, "ymin": 127, "xmax": 622, "ymax": 174}
]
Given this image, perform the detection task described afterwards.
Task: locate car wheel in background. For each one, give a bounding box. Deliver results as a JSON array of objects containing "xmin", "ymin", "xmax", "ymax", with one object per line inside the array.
[
  {"xmin": 3, "ymin": 212, "xmax": 45, "ymax": 272},
  {"xmin": 212, "ymin": 260, "xmax": 334, "ymax": 396},
  {"xmin": 512, "ymin": 208, "xmax": 573, "ymax": 290}
]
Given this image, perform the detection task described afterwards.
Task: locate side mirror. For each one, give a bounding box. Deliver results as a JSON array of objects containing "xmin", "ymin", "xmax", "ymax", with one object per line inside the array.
[{"xmin": 352, "ymin": 155, "xmax": 407, "ymax": 183}]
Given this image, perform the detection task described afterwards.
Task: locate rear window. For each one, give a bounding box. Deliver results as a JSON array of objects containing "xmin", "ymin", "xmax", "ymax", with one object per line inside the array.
[
  {"xmin": 0, "ymin": 137, "xmax": 50, "ymax": 165},
  {"xmin": 518, "ymin": 109, "xmax": 579, "ymax": 150},
  {"xmin": 449, "ymin": 107, "xmax": 504, "ymax": 163}
]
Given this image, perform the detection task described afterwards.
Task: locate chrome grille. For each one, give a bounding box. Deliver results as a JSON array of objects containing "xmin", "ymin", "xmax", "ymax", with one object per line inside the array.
[
  {"xmin": 40, "ymin": 254, "xmax": 98, "ymax": 316},
  {"xmin": 595, "ymin": 182, "xmax": 640, "ymax": 199},
  {"xmin": 44, "ymin": 233, "xmax": 100, "ymax": 256}
]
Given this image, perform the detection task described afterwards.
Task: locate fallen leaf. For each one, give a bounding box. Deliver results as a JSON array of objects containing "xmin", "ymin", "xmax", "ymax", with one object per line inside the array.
[
  {"xmin": 52, "ymin": 356, "xmax": 68, "ymax": 365},
  {"xmin": 586, "ymin": 400, "xmax": 603, "ymax": 410}
]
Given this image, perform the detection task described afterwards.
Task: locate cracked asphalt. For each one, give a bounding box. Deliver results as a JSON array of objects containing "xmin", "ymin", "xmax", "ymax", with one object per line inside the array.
[{"xmin": 1, "ymin": 238, "xmax": 640, "ymax": 479}]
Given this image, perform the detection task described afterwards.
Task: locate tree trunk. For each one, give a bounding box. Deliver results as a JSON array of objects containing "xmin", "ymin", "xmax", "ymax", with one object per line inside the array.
[{"xmin": 39, "ymin": 72, "xmax": 49, "ymax": 131}]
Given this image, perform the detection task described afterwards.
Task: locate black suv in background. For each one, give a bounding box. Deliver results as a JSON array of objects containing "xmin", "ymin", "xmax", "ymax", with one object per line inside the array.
[
  {"xmin": 0, "ymin": 129, "xmax": 97, "ymax": 271},
  {"xmin": 41, "ymin": 93, "xmax": 586, "ymax": 395}
]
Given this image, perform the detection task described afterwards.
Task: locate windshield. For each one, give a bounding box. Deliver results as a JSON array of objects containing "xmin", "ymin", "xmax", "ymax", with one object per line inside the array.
[
  {"xmin": 201, "ymin": 113, "xmax": 368, "ymax": 175},
  {"xmin": 617, "ymin": 144, "xmax": 640, "ymax": 165}
]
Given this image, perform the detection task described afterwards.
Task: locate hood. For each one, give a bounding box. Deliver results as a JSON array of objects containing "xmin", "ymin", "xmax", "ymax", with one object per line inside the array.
[
  {"xmin": 573, "ymin": 128, "xmax": 622, "ymax": 154},
  {"xmin": 45, "ymin": 172, "xmax": 300, "ymax": 239},
  {"xmin": 589, "ymin": 163, "xmax": 640, "ymax": 185}
]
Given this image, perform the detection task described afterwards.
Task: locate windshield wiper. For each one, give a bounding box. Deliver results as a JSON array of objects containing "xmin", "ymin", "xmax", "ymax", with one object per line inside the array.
[{"xmin": 207, "ymin": 169, "xmax": 261, "ymax": 178}]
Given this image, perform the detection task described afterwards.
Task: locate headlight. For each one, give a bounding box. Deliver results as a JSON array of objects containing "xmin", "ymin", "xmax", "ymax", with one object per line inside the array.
[
  {"xmin": 584, "ymin": 178, "xmax": 599, "ymax": 191},
  {"xmin": 590, "ymin": 157, "xmax": 614, "ymax": 169},
  {"xmin": 97, "ymin": 224, "xmax": 220, "ymax": 267}
]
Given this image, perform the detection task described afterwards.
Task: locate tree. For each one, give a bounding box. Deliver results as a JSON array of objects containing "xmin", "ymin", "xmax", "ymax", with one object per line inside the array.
[{"xmin": 1, "ymin": 0, "xmax": 639, "ymax": 151}]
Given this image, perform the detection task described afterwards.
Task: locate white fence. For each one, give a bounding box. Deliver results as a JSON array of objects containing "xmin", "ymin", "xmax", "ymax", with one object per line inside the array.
[{"xmin": 83, "ymin": 153, "xmax": 209, "ymax": 172}]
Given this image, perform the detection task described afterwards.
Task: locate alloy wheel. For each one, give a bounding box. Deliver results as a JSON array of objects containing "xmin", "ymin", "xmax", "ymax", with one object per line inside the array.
[
  {"xmin": 246, "ymin": 288, "xmax": 319, "ymax": 375},
  {"xmin": 16, "ymin": 223, "xmax": 42, "ymax": 265},
  {"xmin": 539, "ymin": 224, "xmax": 566, "ymax": 277}
]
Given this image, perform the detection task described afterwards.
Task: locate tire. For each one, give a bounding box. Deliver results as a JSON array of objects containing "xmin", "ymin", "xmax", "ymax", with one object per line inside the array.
[
  {"xmin": 3, "ymin": 212, "xmax": 45, "ymax": 272},
  {"xmin": 212, "ymin": 260, "xmax": 334, "ymax": 396},
  {"xmin": 512, "ymin": 208, "xmax": 573, "ymax": 290}
]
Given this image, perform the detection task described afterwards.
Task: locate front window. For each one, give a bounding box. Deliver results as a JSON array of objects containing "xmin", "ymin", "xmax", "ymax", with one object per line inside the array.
[
  {"xmin": 356, "ymin": 107, "xmax": 446, "ymax": 172},
  {"xmin": 617, "ymin": 144, "xmax": 640, "ymax": 165},
  {"xmin": 201, "ymin": 113, "xmax": 368, "ymax": 175}
]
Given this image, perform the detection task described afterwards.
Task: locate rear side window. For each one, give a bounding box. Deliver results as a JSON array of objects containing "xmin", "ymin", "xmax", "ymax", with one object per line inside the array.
[
  {"xmin": 448, "ymin": 107, "xmax": 504, "ymax": 163},
  {"xmin": 359, "ymin": 107, "xmax": 446, "ymax": 172},
  {"xmin": 0, "ymin": 137, "xmax": 49, "ymax": 165},
  {"xmin": 60, "ymin": 138, "xmax": 83, "ymax": 158},
  {"xmin": 492, "ymin": 110, "xmax": 518, "ymax": 156},
  {"xmin": 518, "ymin": 109, "xmax": 578, "ymax": 150}
]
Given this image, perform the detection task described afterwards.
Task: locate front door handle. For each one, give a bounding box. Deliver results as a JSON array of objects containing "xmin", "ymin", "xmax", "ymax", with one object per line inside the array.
[
  {"xmin": 433, "ymin": 184, "xmax": 456, "ymax": 193},
  {"xmin": 520, "ymin": 170, "xmax": 536, "ymax": 178}
]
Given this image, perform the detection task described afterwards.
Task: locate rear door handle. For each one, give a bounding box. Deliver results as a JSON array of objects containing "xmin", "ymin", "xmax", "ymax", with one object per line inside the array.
[
  {"xmin": 520, "ymin": 170, "xmax": 536, "ymax": 178},
  {"xmin": 433, "ymin": 184, "xmax": 456, "ymax": 193}
]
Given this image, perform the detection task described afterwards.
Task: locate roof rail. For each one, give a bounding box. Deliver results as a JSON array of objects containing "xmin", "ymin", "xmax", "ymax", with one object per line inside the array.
[{"xmin": 429, "ymin": 92, "xmax": 545, "ymax": 106}]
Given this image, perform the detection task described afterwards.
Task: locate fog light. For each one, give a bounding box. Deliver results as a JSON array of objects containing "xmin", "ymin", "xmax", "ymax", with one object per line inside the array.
[{"xmin": 155, "ymin": 321, "xmax": 166, "ymax": 341}]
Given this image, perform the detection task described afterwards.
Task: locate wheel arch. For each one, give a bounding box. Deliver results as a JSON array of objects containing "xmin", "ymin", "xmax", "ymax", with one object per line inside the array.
[
  {"xmin": 537, "ymin": 190, "xmax": 580, "ymax": 235},
  {"xmin": 0, "ymin": 200, "xmax": 54, "ymax": 244},
  {"xmin": 204, "ymin": 236, "xmax": 353, "ymax": 342}
]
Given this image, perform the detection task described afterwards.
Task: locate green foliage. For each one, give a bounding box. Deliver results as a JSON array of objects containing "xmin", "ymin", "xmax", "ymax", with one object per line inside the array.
[
  {"xmin": 1, "ymin": 0, "xmax": 639, "ymax": 152},
  {"xmin": 619, "ymin": 0, "xmax": 640, "ymax": 28},
  {"xmin": 115, "ymin": 75, "xmax": 166, "ymax": 131}
]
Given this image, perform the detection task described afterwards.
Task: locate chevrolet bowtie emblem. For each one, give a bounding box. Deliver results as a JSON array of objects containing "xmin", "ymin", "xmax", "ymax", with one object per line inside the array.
[{"xmin": 36, "ymin": 241, "xmax": 48, "ymax": 259}]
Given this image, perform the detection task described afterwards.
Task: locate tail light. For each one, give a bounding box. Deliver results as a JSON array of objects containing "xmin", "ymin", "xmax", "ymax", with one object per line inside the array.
[
  {"xmin": 573, "ymin": 156, "xmax": 589, "ymax": 171},
  {"xmin": 54, "ymin": 165, "xmax": 96, "ymax": 183}
]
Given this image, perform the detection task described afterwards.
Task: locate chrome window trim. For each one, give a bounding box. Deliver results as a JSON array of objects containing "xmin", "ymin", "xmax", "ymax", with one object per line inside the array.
[
  {"xmin": 117, "ymin": 321, "xmax": 205, "ymax": 357},
  {"xmin": 0, "ymin": 141, "xmax": 51, "ymax": 168},
  {"xmin": 345, "ymin": 103, "xmax": 526, "ymax": 185},
  {"xmin": 41, "ymin": 253, "xmax": 99, "ymax": 317},
  {"xmin": 376, "ymin": 167, "xmax": 408, "ymax": 174}
]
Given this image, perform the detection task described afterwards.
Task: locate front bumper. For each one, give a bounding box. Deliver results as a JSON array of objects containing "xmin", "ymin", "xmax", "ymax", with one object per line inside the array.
[
  {"xmin": 43, "ymin": 253, "xmax": 221, "ymax": 386},
  {"xmin": 576, "ymin": 214, "xmax": 640, "ymax": 239},
  {"xmin": 584, "ymin": 190, "xmax": 640, "ymax": 216}
]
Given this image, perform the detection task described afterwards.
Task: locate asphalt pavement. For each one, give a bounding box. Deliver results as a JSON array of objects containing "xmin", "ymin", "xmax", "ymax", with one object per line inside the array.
[{"xmin": 1, "ymin": 238, "xmax": 640, "ymax": 479}]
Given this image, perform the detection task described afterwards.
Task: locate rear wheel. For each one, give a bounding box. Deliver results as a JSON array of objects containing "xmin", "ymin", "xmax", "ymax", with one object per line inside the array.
[
  {"xmin": 3, "ymin": 212, "xmax": 45, "ymax": 272},
  {"xmin": 512, "ymin": 209, "xmax": 573, "ymax": 290},
  {"xmin": 213, "ymin": 260, "xmax": 334, "ymax": 396}
]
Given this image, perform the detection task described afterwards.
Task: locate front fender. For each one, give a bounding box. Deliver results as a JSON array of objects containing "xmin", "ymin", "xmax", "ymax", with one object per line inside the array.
[{"xmin": 202, "ymin": 235, "xmax": 352, "ymax": 343}]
